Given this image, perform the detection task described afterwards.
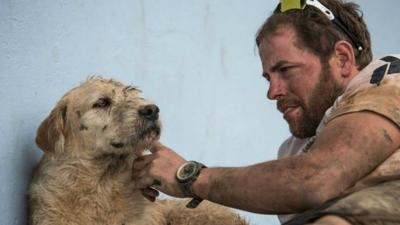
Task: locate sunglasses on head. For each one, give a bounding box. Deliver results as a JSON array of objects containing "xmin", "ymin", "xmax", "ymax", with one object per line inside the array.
[{"xmin": 275, "ymin": 0, "xmax": 363, "ymax": 51}]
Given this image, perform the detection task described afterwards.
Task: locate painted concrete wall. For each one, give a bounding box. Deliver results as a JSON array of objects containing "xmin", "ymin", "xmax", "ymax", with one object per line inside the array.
[{"xmin": 1, "ymin": 1, "xmax": 399, "ymax": 224}]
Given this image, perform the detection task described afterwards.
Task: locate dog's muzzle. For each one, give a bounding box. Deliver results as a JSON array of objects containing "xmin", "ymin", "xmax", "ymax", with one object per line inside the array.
[{"xmin": 145, "ymin": 122, "xmax": 161, "ymax": 136}]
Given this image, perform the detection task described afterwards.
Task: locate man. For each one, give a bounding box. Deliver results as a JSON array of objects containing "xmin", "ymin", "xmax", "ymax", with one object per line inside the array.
[{"xmin": 133, "ymin": 0, "xmax": 400, "ymax": 224}]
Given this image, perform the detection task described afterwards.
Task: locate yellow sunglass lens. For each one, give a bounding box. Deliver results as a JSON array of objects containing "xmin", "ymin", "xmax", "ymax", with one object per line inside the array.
[{"xmin": 280, "ymin": 0, "xmax": 303, "ymax": 12}]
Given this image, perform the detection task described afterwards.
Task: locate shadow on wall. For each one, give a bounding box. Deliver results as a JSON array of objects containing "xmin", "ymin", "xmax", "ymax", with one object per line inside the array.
[{"xmin": 21, "ymin": 135, "xmax": 43, "ymax": 224}]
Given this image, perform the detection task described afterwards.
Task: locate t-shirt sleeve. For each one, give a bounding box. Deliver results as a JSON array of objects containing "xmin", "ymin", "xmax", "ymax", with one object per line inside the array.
[{"xmin": 324, "ymin": 62, "xmax": 400, "ymax": 128}]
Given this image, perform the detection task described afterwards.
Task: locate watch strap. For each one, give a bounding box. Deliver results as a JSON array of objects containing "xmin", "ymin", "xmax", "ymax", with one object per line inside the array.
[
  {"xmin": 186, "ymin": 197, "xmax": 204, "ymax": 208},
  {"xmin": 181, "ymin": 180, "xmax": 197, "ymax": 198}
]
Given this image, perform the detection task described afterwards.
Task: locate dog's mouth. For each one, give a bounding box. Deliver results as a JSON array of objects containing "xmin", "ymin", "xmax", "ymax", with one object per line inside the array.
[
  {"xmin": 138, "ymin": 121, "xmax": 161, "ymax": 139},
  {"xmin": 107, "ymin": 121, "xmax": 161, "ymax": 151}
]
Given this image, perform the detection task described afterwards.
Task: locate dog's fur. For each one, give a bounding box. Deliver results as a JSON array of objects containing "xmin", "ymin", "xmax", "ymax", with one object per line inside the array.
[{"xmin": 29, "ymin": 78, "xmax": 248, "ymax": 225}]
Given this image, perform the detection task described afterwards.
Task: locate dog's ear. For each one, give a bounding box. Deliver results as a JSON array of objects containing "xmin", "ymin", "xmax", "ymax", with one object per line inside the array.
[{"xmin": 36, "ymin": 100, "xmax": 68, "ymax": 154}]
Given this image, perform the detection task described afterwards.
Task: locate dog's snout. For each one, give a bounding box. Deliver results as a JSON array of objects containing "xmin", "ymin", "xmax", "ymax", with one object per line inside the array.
[{"xmin": 138, "ymin": 104, "xmax": 159, "ymax": 121}]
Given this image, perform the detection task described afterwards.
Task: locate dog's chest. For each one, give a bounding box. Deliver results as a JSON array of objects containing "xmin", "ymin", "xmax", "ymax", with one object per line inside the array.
[
  {"xmin": 80, "ymin": 188, "xmax": 151, "ymax": 225},
  {"xmin": 32, "ymin": 158, "xmax": 160, "ymax": 225},
  {"xmin": 69, "ymin": 166, "xmax": 151, "ymax": 224},
  {"xmin": 58, "ymin": 174, "xmax": 152, "ymax": 225}
]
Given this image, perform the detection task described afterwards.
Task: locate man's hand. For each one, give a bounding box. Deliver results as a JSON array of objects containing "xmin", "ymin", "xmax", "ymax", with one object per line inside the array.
[{"xmin": 132, "ymin": 142, "xmax": 188, "ymax": 199}]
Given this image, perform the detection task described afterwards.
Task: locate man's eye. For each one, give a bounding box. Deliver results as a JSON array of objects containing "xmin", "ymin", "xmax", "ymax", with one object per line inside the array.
[
  {"xmin": 93, "ymin": 97, "xmax": 111, "ymax": 108},
  {"xmin": 279, "ymin": 66, "xmax": 296, "ymax": 74},
  {"xmin": 279, "ymin": 67, "xmax": 290, "ymax": 73}
]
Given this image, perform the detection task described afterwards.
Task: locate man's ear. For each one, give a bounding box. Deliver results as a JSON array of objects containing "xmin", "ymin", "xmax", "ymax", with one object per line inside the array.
[
  {"xmin": 35, "ymin": 100, "xmax": 68, "ymax": 155},
  {"xmin": 334, "ymin": 40, "xmax": 357, "ymax": 78}
]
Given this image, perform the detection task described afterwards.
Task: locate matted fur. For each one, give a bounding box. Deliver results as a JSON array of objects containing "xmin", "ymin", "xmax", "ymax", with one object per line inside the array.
[{"xmin": 29, "ymin": 78, "xmax": 248, "ymax": 225}]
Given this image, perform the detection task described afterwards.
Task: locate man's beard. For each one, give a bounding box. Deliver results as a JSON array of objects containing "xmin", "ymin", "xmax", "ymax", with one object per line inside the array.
[{"xmin": 284, "ymin": 63, "xmax": 344, "ymax": 138}]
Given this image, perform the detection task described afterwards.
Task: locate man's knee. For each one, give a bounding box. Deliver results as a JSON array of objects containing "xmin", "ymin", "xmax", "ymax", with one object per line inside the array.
[{"xmin": 305, "ymin": 215, "xmax": 352, "ymax": 225}]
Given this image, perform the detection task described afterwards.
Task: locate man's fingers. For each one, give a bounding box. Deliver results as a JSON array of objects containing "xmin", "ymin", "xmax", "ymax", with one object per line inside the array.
[
  {"xmin": 132, "ymin": 163, "xmax": 152, "ymax": 179},
  {"xmin": 142, "ymin": 187, "xmax": 160, "ymax": 198},
  {"xmin": 143, "ymin": 194, "xmax": 156, "ymax": 202},
  {"xmin": 140, "ymin": 187, "xmax": 160, "ymax": 202},
  {"xmin": 133, "ymin": 155, "xmax": 155, "ymax": 171},
  {"xmin": 136, "ymin": 176, "xmax": 154, "ymax": 189},
  {"xmin": 150, "ymin": 141, "xmax": 167, "ymax": 153}
]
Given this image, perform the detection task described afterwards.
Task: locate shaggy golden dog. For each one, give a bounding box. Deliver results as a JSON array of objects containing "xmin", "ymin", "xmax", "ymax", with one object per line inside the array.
[{"xmin": 29, "ymin": 78, "xmax": 248, "ymax": 225}]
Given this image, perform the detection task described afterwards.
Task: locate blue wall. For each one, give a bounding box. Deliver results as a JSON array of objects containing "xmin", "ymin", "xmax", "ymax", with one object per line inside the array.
[{"xmin": 1, "ymin": 1, "xmax": 399, "ymax": 224}]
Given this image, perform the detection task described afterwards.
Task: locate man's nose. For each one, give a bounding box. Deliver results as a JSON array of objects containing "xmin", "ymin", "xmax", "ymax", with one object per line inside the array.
[
  {"xmin": 267, "ymin": 76, "xmax": 286, "ymax": 100},
  {"xmin": 138, "ymin": 104, "xmax": 160, "ymax": 121}
]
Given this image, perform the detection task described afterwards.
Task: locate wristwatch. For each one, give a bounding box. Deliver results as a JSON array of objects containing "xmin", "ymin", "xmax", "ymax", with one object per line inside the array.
[{"xmin": 176, "ymin": 161, "xmax": 206, "ymax": 208}]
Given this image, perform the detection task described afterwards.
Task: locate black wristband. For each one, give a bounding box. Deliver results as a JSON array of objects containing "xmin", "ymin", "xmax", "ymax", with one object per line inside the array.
[{"xmin": 175, "ymin": 161, "xmax": 206, "ymax": 208}]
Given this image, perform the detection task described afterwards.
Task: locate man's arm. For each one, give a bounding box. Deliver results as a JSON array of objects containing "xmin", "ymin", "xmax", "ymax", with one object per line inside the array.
[{"xmin": 134, "ymin": 111, "xmax": 400, "ymax": 214}]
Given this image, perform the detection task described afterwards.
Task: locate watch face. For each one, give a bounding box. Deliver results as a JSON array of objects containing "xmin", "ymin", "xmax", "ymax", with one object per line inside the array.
[{"xmin": 177, "ymin": 162, "xmax": 198, "ymax": 181}]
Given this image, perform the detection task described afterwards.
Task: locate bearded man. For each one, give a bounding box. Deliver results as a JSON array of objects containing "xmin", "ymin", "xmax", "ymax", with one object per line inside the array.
[{"xmin": 132, "ymin": 1, "xmax": 400, "ymax": 224}]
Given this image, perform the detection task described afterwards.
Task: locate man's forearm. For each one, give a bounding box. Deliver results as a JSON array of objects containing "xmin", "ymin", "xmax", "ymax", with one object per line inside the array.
[{"xmin": 192, "ymin": 156, "xmax": 332, "ymax": 214}]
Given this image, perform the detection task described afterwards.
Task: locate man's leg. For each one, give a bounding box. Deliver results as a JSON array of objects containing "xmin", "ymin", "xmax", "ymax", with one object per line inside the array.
[
  {"xmin": 284, "ymin": 180, "xmax": 400, "ymax": 225},
  {"xmin": 305, "ymin": 215, "xmax": 352, "ymax": 225}
]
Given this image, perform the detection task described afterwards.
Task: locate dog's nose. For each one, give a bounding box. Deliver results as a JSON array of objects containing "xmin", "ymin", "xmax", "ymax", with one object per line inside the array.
[{"xmin": 138, "ymin": 104, "xmax": 159, "ymax": 121}]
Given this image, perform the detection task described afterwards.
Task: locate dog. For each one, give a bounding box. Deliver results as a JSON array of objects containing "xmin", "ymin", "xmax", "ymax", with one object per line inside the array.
[{"xmin": 29, "ymin": 78, "xmax": 248, "ymax": 225}]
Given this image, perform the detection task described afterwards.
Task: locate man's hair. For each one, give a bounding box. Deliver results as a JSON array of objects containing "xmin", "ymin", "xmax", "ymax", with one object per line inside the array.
[{"xmin": 256, "ymin": 0, "xmax": 372, "ymax": 69}]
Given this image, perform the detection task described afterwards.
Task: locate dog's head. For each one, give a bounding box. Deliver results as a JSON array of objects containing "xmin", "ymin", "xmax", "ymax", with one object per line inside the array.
[{"xmin": 36, "ymin": 78, "xmax": 161, "ymax": 158}]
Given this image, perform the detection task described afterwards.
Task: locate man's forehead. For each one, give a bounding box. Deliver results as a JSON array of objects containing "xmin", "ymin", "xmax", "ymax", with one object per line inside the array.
[
  {"xmin": 258, "ymin": 29, "xmax": 312, "ymax": 68},
  {"xmin": 259, "ymin": 40, "xmax": 297, "ymax": 70},
  {"xmin": 262, "ymin": 24, "xmax": 297, "ymax": 43}
]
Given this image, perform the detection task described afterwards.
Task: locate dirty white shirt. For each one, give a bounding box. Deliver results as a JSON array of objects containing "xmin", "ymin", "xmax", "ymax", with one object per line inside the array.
[{"xmin": 277, "ymin": 55, "xmax": 400, "ymax": 224}]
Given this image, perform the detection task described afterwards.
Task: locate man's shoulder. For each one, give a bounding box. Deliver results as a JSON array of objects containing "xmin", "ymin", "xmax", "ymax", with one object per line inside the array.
[
  {"xmin": 352, "ymin": 54, "xmax": 400, "ymax": 86},
  {"xmin": 343, "ymin": 54, "xmax": 400, "ymax": 98},
  {"xmin": 322, "ymin": 54, "xmax": 400, "ymax": 130}
]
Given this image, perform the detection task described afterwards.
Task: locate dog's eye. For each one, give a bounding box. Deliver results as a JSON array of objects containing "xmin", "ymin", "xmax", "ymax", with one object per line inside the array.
[{"xmin": 93, "ymin": 97, "xmax": 111, "ymax": 108}]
